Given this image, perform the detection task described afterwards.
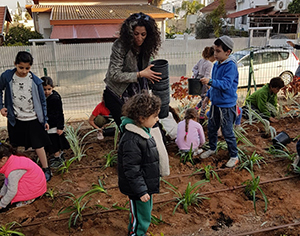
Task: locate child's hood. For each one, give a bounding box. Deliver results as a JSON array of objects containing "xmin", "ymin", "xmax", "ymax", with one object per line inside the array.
[
  {"xmin": 2, "ymin": 69, "xmax": 43, "ymax": 85},
  {"xmin": 218, "ymin": 55, "xmax": 238, "ymax": 66},
  {"xmin": 120, "ymin": 116, "xmax": 151, "ymax": 139}
]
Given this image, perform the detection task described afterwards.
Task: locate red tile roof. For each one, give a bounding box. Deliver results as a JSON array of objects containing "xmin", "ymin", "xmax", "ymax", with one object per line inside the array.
[
  {"xmin": 50, "ymin": 24, "xmax": 120, "ymax": 39},
  {"xmin": 0, "ymin": 6, "xmax": 12, "ymax": 36},
  {"xmin": 227, "ymin": 6, "xmax": 273, "ymax": 18},
  {"xmin": 200, "ymin": 0, "xmax": 236, "ymax": 13}
]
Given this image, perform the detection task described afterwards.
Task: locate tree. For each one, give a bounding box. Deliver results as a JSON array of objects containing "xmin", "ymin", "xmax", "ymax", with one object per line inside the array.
[
  {"xmin": 4, "ymin": 25, "xmax": 44, "ymax": 46},
  {"xmin": 206, "ymin": 0, "xmax": 226, "ymax": 37},
  {"xmin": 176, "ymin": 0, "xmax": 204, "ymax": 19},
  {"xmin": 288, "ymin": 0, "xmax": 300, "ymax": 13},
  {"xmin": 195, "ymin": 16, "xmax": 214, "ymax": 39},
  {"xmin": 195, "ymin": 0, "xmax": 226, "ymax": 38}
]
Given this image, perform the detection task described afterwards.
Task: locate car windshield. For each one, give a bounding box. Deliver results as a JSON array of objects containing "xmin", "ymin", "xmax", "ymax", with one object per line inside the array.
[{"xmin": 232, "ymin": 51, "xmax": 249, "ymax": 61}]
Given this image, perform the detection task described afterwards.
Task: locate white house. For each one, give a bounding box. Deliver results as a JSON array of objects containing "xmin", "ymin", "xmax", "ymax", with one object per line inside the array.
[{"xmin": 228, "ymin": 0, "xmax": 293, "ymax": 31}]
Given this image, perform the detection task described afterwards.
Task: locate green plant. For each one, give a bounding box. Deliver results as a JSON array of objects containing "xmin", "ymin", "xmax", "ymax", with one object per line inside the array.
[
  {"xmin": 150, "ymin": 214, "xmax": 166, "ymax": 225},
  {"xmin": 57, "ymin": 157, "xmax": 77, "ymax": 177},
  {"xmin": 243, "ymin": 105, "xmax": 276, "ymax": 139},
  {"xmin": 177, "ymin": 144, "xmax": 194, "ymax": 165},
  {"xmin": 58, "ymin": 190, "xmax": 98, "ymax": 229},
  {"xmin": 234, "ymin": 126, "xmax": 254, "ymax": 147},
  {"xmin": 191, "ymin": 165, "xmax": 222, "ymax": 183},
  {"xmin": 104, "ymin": 121, "xmax": 119, "ymax": 150},
  {"xmin": 102, "ymin": 150, "xmax": 118, "ymax": 169},
  {"xmin": 87, "ymin": 177, "xmax": 110, "ymax": 196},
  {"xmin": 216, "ymin": 141, "xmax": 228, "ymax": 153},
  {"xmin": 239, "ymin": 151, "xmax": 266, "ymax": 171},
  {"xmin": 167, "ymin": 180, "xmax": 209, "ymax": 214},
  {"xmin": 242, "ymin": 167, "xmax": 268, "ymax": 214},
  {"xmin": 64, "ymin": 122, "xmax": 98, "ymax": 161},
  {"xmin": 45, "ymin": 187, "xmax": 58, "ymax": 201},
  {"xmin": 267, "ymin": 145, "xmax": 296, "ymax": 160},
  {"xmin": 202, "ymin": 140, "xmax": 227, "ymax": 154},
  {"xmin": 0, "ymin": 221, "xmax": 24, "ymax": 236}
]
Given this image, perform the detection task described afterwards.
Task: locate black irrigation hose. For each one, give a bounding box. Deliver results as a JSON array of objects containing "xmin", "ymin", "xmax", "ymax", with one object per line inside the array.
[
  {"xmin": 18, "ymin": 175, "xmax": 299, "ymax": 229},
  {"xmin": 50, "ymin": 157, "xmax": 290, "ymax": 197},
  {"xmin": 232, "ymin": 221, "xmax": 300, "ymax": 236}
]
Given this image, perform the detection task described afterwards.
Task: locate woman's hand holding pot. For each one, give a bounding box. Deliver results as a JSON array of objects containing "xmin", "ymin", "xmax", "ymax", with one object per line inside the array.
[{"xmin": 140, "ymin": 65, "xmax": 162, "ymax": 83}]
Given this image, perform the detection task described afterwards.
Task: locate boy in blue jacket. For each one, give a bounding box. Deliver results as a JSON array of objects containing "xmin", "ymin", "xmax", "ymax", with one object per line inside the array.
[{"xmin": 200, "ymin": 35, "xmax": 239, "ymax": 168}]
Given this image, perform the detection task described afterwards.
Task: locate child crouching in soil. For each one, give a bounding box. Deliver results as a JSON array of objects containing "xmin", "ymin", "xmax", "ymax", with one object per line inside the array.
[
  {"xmin": 0, "ymin": 142, "xmax": 47, "ymax": 209},
  {"xmin": 118, "ymin": 93, "xmax": 161, "ymax": 236},
  {"xmin": 176, "ymin": 108, "xmax": 205, "ymax": 155}
]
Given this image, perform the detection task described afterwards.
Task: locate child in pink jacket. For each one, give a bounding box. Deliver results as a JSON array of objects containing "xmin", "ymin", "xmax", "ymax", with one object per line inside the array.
[
  {"xmin": 176, "ymin": 108, "xmax": 205, "ymax": 155},
  {"xmin": 0, "ymin": 142, "xmax": 46, "ymax": 209}
]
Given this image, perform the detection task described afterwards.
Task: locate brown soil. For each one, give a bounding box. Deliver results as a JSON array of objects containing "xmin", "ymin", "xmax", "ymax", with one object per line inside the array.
[{"xmin": 1, "ymin": 115, "xmax": 300, "ymax": 236}]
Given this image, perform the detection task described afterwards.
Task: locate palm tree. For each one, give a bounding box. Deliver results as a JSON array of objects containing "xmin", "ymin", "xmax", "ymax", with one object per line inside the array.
[{"xmin": 176, "ymin": 0, "xmax": 204, "ymax": 19}]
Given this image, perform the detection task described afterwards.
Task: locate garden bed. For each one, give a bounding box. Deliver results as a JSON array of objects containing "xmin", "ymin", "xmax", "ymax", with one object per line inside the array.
[{"xmin": 1, "ymin": 114, "xmax": 300, "ymax": 235}]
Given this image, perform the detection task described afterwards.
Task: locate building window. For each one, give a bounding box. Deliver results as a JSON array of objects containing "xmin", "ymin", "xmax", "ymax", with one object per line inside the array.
[{"xmin": 241, "ymin": 15, "xmax": 247, "ymax": 25}]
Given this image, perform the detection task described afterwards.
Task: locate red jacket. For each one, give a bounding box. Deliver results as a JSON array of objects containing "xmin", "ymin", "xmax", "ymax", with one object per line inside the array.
[{"xmin": 0, "ymin": 155, "xmax": 46, "ymax": 203}]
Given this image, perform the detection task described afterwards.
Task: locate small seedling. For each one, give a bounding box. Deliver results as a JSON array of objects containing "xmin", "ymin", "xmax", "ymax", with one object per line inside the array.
[
  {"xmin": 191, "ymin": 165, "xmax": 222, "ymax": 183},
  {"xmin": 45, "ymin": 187, "xmax": 58, "ymax": 202},
  {"xmin": 0, "ymin": 221, "xmax": 24, "ymax": 236},
  {"xmin": 102, "ymin": 150, "xmax": 117, "ymax": 169},
  {"xmin": 150, "ymin": 214, "xmax": 166, "ymax": 225},
  {"xmin": 57, "ymin": 157, "xmax": 77, "ymax": 177},
  {"xmin": 242, "ymin": 167, "xmax": 268, "ymax": 215},
  {"xmin": 239, "ymin": 151, "xmax": 266, "ymax": 171},
  {"xmin": 87, "ymin": 177, "xmax": 110, "ymax": 196},
  {"xmin": 58, "ymin": 190, "xmax": 98, "ymax": 229},
  {"xmin": 177, "ymin": 143, "xmax": 194, "ymax": 165},
  {"xmin": 167, "ymin": 180, "xmax": 209, "ymax": 214}
]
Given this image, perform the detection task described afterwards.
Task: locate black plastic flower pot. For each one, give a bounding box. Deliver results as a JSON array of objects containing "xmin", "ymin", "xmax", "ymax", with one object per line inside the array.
[
  {"xmin": 272, "ymin": 131, "xmax": 291, "ymax": 149},
  {"xmin": 151, "ymin": 59, "xmax": 169, "ymax": 79},
  {"xmin": 188, "ymin": 78, "xmax": 203, "ymax": 96},
  {"xmin": 150, "ymin": 59, "xmax": 170, "ymax": 119}
]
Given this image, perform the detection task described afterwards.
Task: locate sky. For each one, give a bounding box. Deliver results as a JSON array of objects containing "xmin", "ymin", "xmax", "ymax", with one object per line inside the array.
[{"xmin": 1, "ymin": 0, "xmax": 27, "ymax": 12}]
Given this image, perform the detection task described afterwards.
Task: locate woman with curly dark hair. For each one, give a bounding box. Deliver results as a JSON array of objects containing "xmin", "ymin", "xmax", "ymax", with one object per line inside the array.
[{"xmin": 103, "ymin": 12, "xmax": 162, "ymax": 127}]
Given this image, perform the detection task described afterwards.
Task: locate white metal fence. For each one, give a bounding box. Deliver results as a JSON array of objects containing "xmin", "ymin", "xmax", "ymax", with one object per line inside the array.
[{"xmin": 0, "ymin": 37, "xmax": 296, "ymax": 127}]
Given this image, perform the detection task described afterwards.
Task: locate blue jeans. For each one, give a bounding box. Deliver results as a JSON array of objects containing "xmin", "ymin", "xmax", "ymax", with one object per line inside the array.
[{"xmin": 207, "ymin": 105, "xmax": 238, "ymax": 157}]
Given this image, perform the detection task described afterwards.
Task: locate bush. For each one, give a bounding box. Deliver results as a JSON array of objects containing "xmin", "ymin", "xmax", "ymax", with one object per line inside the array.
[
  {"xmin": 195, "ymin": 16, "xmax": 214, "ymax": 39},
  {"xmin": 4, "ymin": 25, "xmax": 44, "ymax": 46}
]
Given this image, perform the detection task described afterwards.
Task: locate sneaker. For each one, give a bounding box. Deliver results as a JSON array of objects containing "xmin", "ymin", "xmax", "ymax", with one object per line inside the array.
[
  {"xmin": 48, "ymin": 156, "xmax": 56, "ymax": 166},
  {"xmin": 226, "ymin": 157, "xmax": 239, "ymax": 168},
  {"xmin": 193, "ymin": 148, "xmax": 203, "ymax": 156},
  {"xmin": 293, "ymin": 155, "xmax": 300, "ymax": 172},
  {"xmin": 200, "ymin": 150, "xmax": 216, "ymax": 159},
  {"xmin": 50, "ymin": 157, "xmax": 64, "ymax": 168},
  {"xmin": 97, "ymin": 131, "xmax": 104, "ymax": 140},
  {"xmin": 59, "ymin": 152, "xmax": 66, "ymax": 161},
  {"xmin": 16, "ymin": 199, "xmax": 35, "ymax": 207},
  {"xmin": 43, "ymin": 167, "xmax": 52, "ymax": 182}
]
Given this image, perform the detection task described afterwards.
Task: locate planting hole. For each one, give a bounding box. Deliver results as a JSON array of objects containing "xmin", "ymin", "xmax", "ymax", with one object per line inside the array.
[{"xmin": 211, "ymin": 212, "xmax": 233, "ymax": 231}]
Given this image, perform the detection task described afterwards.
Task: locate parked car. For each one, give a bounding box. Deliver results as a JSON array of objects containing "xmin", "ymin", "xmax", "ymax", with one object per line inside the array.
[{"xmin": 232, "ymin": 46, "xmax": 299, "ymax": 87}]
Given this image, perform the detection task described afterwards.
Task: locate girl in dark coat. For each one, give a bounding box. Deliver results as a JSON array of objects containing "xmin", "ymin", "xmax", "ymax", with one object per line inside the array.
[
  {"xmin": 118, "ymin": 93, "xmax": 161, "ymax": 236},
  {"xmin": 41, "ymin": 76, "xmax": 69, "ymax": 168}
]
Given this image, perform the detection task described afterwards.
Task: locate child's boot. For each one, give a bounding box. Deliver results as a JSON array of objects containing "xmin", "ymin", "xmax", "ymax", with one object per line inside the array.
[{"xmin": 43, "ymin": 167, "xmax": 52, "ymax": 182}]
